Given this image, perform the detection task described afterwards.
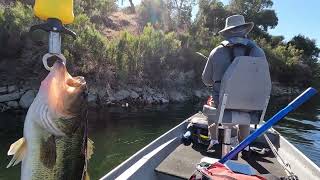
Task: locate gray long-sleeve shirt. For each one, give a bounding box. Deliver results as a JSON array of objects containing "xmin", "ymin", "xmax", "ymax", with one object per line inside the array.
[{"xmin": 202, "ymin": 39, "xmax": 266, "ymax": 104}]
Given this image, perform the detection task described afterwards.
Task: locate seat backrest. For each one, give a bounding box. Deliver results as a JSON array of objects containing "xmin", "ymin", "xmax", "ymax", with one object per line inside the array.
[
  {"xmin": 219, "ymin": 56, "xmax": 271, "ymax": 110},
  {"xmin": 217, "ymin": 56, "xmax": 271, "ymax": 124}
]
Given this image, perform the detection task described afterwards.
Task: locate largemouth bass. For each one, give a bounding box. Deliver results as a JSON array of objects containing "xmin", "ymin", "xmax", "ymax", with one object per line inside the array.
[{"xmin": 7, "ymin": 61, "xmax": 93, "ymax": 180}]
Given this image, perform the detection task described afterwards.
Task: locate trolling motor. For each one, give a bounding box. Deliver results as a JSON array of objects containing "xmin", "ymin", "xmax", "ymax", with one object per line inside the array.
[{"xmin": 30, "ymin": 0, "xmax": 76, "ymax": 71}]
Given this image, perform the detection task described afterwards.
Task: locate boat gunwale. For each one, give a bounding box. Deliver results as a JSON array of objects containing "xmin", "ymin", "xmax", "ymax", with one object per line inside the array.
[
  {"xmin": 101, "ymin": 113, "xmax": 320, "ymax": 180},
  {"xmin": 100, "ymin": 114, "xmax": 196, "ymax": 179}
]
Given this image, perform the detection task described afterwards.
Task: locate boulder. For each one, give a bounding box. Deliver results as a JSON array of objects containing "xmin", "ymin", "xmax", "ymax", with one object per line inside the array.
[
  {"xmin": 160, "ymin": 98, "xmax": 169, "ymax": 104},
  {"xmin": 7, "ymin": 101, "xmax": 19, "ymax": 109},
  {"xmin": 130, "ymin": 91, "xmax": 139, "ymax": 99},
  {"xmin": 19, "ymin": 90, "xmax": 36, "ymax": 109},
  {"xmin": 133, "ymin": 87, "xmax": 142, "ymax": 93},
  {"xmin": 169, "ymin": 91, "xmax": 187, "ymax": 102},
  {"xmin": 7, "ymin": 85, "xmax": 18, "ymax": 93},
  {"xmin": 0, "ymin": 92, "xmax": 24, "ymax": 103},
  {"xmin": 0, "ymin": 103, "xmax": 9, "ymax": 112},
  {"xmin": 0, "ymin": 86, "xmax": 7, "ymax": 94},
  {"xmin": 114, "ymin": 90, "xmax": 131, "ymax": 101},
  {"xmin": 87, "ymin": 93, "xmax": 98, "ymax": 106}
]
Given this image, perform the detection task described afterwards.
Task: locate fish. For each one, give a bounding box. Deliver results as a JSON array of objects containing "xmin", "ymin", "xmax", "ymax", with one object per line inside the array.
[{"xmin": 6, "ymin": 60, "xmax": 93, "ymax": 180}]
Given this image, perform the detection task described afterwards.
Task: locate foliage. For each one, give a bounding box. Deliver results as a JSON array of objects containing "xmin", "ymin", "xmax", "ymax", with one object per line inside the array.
[
  {"xmin": 228, "ymin": 0, "xmax": 278, "ymax": 31},
  {"xmin": 289, "ymin": 35, "xmax": 320, "ymax": 65},
  {"xmin": 196, "ymin": 0, "xmax": 229, "ymax": 33},
  {"xmin": 107, "ymin": 24, "xmax": 181, "ymax": 84},
  {"xmin": 0, "ymin": 2, "xmax": 35, "ymax": 57},
  {"xmin": 138, "ymin": 0, "xmax": 171, "ymax": 30},
  {"xmin": 0, "ymin": 1, "xmax": 34, "ymax": 33},
  {"xmin": 0, "ymin": 0, "xmax": 319, "ymax": 88},
  {"xmin": 74, "ymin": 0, "xmax": 118, "ymax": 17},
  {"xmin": 167, "ymin": 0, "xmax": 196, "ymax": 29}
]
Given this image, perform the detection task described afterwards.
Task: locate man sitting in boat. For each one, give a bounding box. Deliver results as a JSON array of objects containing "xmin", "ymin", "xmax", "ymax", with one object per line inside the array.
[{"xmin": 202, "ymin": 15, "xmax": 267, "ymax": 151}]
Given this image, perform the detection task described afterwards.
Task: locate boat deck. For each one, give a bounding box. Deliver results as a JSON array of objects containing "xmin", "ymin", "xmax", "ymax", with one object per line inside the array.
[{"xmin": 155, "ymin": 131, "xmax": 287, "ymax": 180}]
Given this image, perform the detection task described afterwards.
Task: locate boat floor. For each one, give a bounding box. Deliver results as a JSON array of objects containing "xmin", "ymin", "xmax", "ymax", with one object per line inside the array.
[{"xmin": 155, "ymin": 138, "xmax": 287, "ymax": 180}]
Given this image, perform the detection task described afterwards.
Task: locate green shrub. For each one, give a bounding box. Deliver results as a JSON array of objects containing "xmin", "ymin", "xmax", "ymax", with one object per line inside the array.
[
  {"xmin": 1, "ymin": 2, "xmax": 34, "ymax": 34},
  {"xmin": 64, "ymin": 13, "xmax": 109, "ymax": 76},
  {"xmin": 106, "ymin": 24, "xmax": 181, "ymax": 84},
  {"xmin": 256, "ymin": 38, "xmax": 312, "ymax": 86}
]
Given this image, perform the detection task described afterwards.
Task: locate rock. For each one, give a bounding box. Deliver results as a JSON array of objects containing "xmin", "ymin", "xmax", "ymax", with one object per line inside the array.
[
  {"xmin": 169, "ymin": 91, "xmax": 187, "ymax": 102},
  {"xmin": 20, "ymin": 85, "xmax": 32, "ymax": 92},
  {"xmin": 7, "ymin": 85, "xmax": 18, "ymax": 93},
  {"xmin": 194, "ymin": 90, "xmax": 203, "ymax": 98},
  {"xmin": 0, "ymin": 92, "xmax": 24, "ymax": 103},
  {"xmin": 0, "ymin": 86, "xmax": 7, "ymax": 94},
  {"xmin": 145, "ymin": 87, "xmax": 155, "ymax": 95},
  {"xmin": 133, "ymin": 87, "xmax": 142, "ymax": 93},
  {"xmin": 194, "ymin": 90, "xmax": 209, "ymax": 98},
  {"xmin": 0, "ymin": 103, "xmax": 9, "ymax": 112},
  {"xmin": 160, "ymin": 97, "xmax": 169, "ymax": 104},
  {"xmin": 19, "ymin": 90, "xmax": 36, "ymax": 109},
  {"xmin": 146, "ymin": 96, "xmax": 154, "ymax": 104},
  {"xmin": 87, "ymin": 93, "xmax": 98, "ymax": 103},
  {"xmin": 114, "ymin": 90, "xmax": 131, "ymax": 101},
  {"xmin": 7, "ymin": 101, "xmax": 19, "ymax": 109},
  {"xmin": 130, "ymin": 91, "xmax": 139, "ymax": 99}
]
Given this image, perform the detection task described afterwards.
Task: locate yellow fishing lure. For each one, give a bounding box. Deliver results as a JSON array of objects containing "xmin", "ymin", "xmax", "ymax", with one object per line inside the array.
[{"xmin": 33, "ymin": 0, "xmax": 74, "ymax": 24}]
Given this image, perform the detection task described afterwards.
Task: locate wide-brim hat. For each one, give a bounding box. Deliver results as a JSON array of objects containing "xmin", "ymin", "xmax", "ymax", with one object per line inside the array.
[{"xmin": 218, "ymin": 15, "xmax": 254, "ymax": 37}]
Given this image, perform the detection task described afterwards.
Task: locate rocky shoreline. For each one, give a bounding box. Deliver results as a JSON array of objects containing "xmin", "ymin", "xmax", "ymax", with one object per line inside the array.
[{"xmin": 0, "ymin": 82, "xmax": 303, "ymax": 112}]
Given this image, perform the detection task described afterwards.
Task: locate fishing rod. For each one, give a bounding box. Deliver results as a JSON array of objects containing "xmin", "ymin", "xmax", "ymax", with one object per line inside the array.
[
  {"xmin": 30, "ymin": 0, "xmax": 76, "ymax": 71},
  {"xmin": 195, "ymin": 52, "xmax": 208, "ymax": 60},
  {"xmin": 219, "ymin": 87, "xmax": 317, "ymax": 164}
]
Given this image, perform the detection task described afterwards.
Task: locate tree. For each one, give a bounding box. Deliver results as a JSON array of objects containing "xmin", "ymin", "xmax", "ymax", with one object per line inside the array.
[
  {"xmin": 270, "ymin": 35, "xmax": 284, "ymax": 47},
  {"xmin": 138, "ymin": 0, "xmax": 173, "ymax": 30},
  {"xmin": 289, "ymin": 35, "xmax": 320, "ymax": 61},
  {"xmin": 167, "ymin": 0, "xmax": 196, "ymax": 29},
  {"xmin": 228, "ymin": 0, "xmax": 278, "ymax": 32},
  {"xmin": 195, "ymin": 0, "xmax": 229, "ymax": 33},
  {"xmin": 121, "ymin": 0, "xmax": 135, "ymax": 13}
]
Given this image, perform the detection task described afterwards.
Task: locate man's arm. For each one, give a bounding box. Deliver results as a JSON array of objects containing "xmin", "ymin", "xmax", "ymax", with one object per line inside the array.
[{"xmin": 202, "ymin": 50, "xmax": 215, "ymax": 86}]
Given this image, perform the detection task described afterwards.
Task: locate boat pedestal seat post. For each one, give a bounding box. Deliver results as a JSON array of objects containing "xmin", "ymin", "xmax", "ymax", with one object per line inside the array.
[{"xmin": 207, "ymin": 56, "xmax": 272, "ymax": 156}]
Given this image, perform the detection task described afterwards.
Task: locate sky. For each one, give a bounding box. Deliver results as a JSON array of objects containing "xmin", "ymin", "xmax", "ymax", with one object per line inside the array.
[{"xmin": 118, "ymin": 0, "xmax": 320, "ymax": 47}]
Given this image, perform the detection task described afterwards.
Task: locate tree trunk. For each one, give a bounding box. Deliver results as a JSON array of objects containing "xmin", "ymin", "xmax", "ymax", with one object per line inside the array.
[{"xmin": 128, "ymin": 0, "xmax": 136, "ymax": 13}]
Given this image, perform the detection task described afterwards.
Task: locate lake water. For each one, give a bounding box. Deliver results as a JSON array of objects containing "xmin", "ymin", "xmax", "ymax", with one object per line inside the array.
[{"xmin": 0, "ymin": 96, "xmax": 320, "ymax": 180}]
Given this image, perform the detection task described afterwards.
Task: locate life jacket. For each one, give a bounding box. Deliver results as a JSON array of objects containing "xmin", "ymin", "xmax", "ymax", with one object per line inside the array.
[{"xmin": 213, "ymin": 37, "xmax": 255, "ymax": 85}]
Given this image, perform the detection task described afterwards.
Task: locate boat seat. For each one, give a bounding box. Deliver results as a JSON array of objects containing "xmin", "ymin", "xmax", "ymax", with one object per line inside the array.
[
  {"xmin": 205, "ymin": 56, "xmax": 271, "ymax": 156},
  {"xmin": 210, "ymin": 56, "xmax": 271, "ymax": 126}
]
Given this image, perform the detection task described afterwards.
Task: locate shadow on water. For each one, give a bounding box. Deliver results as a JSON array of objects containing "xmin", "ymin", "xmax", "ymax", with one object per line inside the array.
[{"xmin": 1, "ymin": 95, "xmax": 320, "ymax": 179}]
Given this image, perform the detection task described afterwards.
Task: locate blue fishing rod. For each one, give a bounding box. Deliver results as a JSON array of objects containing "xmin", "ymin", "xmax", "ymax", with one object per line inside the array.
[{"xmin": 219, "ymin": 87, "xmax": 317, "ymax": 164}]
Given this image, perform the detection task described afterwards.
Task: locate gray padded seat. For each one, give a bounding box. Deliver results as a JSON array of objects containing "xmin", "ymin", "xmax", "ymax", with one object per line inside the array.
[{"xmin": 213, "ymin": 56, "xmax": 271, "ymax": 125}]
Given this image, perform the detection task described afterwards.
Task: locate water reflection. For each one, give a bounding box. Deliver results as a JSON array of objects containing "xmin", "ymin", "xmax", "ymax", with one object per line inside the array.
[
  {"xmin": 0, "ymin": 96, "xmax": 320, "ymax": 179},
  {"xmin": 269, "ymin": 95, "xmax": 320, "ymax": 167}
]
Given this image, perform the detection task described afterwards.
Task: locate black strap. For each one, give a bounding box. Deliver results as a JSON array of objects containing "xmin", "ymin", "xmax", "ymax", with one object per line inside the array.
[{"xmin": 221, "ymin": 43, "xmax": 253, "ymax": 63}]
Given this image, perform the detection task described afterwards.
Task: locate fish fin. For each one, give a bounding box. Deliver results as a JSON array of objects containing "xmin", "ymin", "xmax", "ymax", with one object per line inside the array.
[
  {"xmin": 84, "ymin": 172, "xmax": 90, "ymax": 180},
  {"xmin": 87, "ymin": 138, "xmax": 94, "ymax": 161},
  {"xmin": 6, "ymin": 137, "xmax": 26, "ymax": 168}
]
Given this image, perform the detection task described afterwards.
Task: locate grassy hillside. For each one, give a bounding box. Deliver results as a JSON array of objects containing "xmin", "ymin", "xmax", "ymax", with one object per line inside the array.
[{"xmin": 0, "ymin": 1, "xmax": 319, "ymax": 96}]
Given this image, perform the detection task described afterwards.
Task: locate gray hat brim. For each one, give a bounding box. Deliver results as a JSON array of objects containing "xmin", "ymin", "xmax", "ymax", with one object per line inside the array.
[{"xmin": 218, "ymin": 22, "xmax": 254, "ymax": 36}]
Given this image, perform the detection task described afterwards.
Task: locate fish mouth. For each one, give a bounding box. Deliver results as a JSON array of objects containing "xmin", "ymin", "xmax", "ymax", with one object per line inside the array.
[
  {"xmin": 49, "ymin": 61, "xmax": 87, "ymax": 117},
  {"xmin": 52, "ymin": 61, "xmax": 87, "ymax": 91}
]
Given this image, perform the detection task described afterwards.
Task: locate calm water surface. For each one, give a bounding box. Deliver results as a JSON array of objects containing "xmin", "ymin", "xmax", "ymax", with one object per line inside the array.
[{"xmin": 0, "ymin": 96, "xmax": 320, "ymax": 180}]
